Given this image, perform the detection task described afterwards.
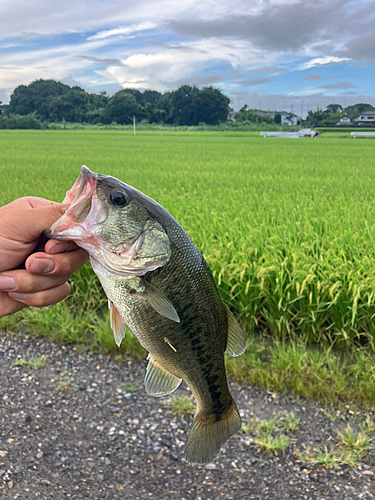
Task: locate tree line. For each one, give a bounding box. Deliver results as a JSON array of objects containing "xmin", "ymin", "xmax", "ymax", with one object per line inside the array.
[
  {"xmin": 0, "ymin": 79, "xmax": 230, "ymax": 127},
  {"xmin": 1, "ymin": 79, "xmax": 374, "ymax": 129}
]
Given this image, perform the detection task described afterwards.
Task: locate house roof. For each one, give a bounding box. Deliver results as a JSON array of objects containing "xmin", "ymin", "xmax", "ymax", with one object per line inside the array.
[{"xmin": 359, "ymin": 110, "xmax": 375, "ymax": 115}]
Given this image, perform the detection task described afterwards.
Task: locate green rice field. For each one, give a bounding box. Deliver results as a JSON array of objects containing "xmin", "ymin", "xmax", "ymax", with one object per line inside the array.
[{"xmin": 2, "ymin": 130, "xmax": 375, "ymax": 406}]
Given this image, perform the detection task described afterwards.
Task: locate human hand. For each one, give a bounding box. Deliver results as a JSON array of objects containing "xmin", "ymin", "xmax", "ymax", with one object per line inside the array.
[{"xmin": 0, "ymin": 197, "xmax": 88, "ymax": 318}]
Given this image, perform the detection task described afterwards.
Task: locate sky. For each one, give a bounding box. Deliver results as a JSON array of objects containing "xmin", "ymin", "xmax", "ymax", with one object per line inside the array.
[{"xmin": 1, "ymin": 0, "xmax": 375, "ymax": 115}]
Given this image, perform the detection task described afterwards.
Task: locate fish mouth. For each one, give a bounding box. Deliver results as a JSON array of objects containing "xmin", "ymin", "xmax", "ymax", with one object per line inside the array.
[
  {"xmin": 45, "ymin": 165, "xmax": 102, "ymax": 240},
  {"xmin": 45, "ymin": 165, "xmax": 170, "ymax": 278}
]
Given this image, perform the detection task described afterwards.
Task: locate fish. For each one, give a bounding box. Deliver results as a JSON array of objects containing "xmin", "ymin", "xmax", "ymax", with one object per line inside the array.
[{"xmin": 46, "ymin": 165, "xmax": 246, "ymax": 465}]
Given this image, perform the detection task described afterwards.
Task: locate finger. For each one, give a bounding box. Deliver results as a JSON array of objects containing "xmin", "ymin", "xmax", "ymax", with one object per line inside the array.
[
  {"xmin": 44, "ymin": 239, "xmax": 80, "ymax": 254},
  {"xmin": 0, "ymin": 270, "xmax": 71, "ymax": 294},
  {"xmin": 26, "ymin": 248, "xmax": 89, "ymax": 275},
  {"xmin": 0, "ymin": 292, "xmax": 27, "ymax": 318},
  {"xmin": 0, "ymin": 203, "xmax": 68, "ymax": 244},
  {"xmin": 27, "ymin": 197, "xmax": 61, "ymax": 209},
  {"xmin": 8, "ymin": 282, "xmax": 71, "ymax": 307},
  {"xmin": 1, "ymin": 197, "xmax": 58, "ymax": 211}
]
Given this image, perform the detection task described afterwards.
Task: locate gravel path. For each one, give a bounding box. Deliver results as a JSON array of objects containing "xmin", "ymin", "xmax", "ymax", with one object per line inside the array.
[{"xmin": 0, "ymin": 333, "xmax": 374, "ymax": 500}]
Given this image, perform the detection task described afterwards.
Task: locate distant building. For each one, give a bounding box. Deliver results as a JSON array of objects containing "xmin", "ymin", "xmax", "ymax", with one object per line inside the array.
[
  {"xmin": 227, "ymin": 111, "xmax": 239, "ymax": 122},
  {"xmin": 264, "ymin": 111, "xmax": 301, "ymax": 126},
  {"xmin": 335, "ymin": 115, "xmax": 352, "ymax": 126},
  {"xmin": 353, "ymin": 110, "xmax": 375, "ymax": 125},
  {"xmin": 279, "ymin": 112, "xmax": 301, "ymax": 126}
]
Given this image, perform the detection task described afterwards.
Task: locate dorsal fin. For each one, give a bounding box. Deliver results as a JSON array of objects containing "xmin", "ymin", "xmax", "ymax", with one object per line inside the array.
[
  {"xmin": 143, "ymin": 281, "xmax": 180, "ymax": 323},
  {"xmin": 145, "ymin": 355, "xmax": 182, "ymax": 397},
  {"xmin": 109, "ymin": 300, "xmax": 125, "ymax": 347},
  {"xmin": 225, "ymin": 306, "xmax": 246, "ymax": 357}
]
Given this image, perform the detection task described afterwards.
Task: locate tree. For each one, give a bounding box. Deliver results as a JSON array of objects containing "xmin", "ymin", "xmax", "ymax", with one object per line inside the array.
[
  {"xmin": 100, "ymin": 91, "xmax": 143, "ymax": 124},
  {"xmin": 326, "ymin": 104, "xmax": 343, "ymax": 114},
  {"xmin": 48, "ymin": 87, "xmax": 91, "ymax": 122},
  {"xmin": 8, "ymin": 80, "xmax": 71, "ymax": 119},
  {"xmin": 167, "ymin": 85, "xmax": 200, "ymax": 125},
  {"xmin": 274, "ymin": 113, "xmax": 281, "ymax": 124},
  {"xmin": 345, "ymin": 103, "xmax": 375, "ymax": 120},
  {"xmin": 195, "ymin": 87, "xmax": 230, "ymax": 125},
  {"xmin": 165, "ymin": 85, "xmax": 229, "ymax": 126}
]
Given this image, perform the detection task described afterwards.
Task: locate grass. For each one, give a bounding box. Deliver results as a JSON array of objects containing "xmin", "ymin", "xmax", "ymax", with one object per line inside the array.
[
  {"xmin": 167, "ymin": 395, "xmax": 195, "ymax": 417},
  {"xmin": 13, "ymin": 355, "xmax": 47, "ymax": 369},
  {"xmin": 242, "ymin": 411, "xmax": 299, "ymax": 455},
  {"xmin": 122, "ymin": 383, "xmax": 140, "ymax": 393},
  {"xmin": 56, "ymin": 379, "xmax": 72, "ymax": 391},
  {"xmin": 296, "ymin": 418, "xmax": 375, "ymax": 468},
  {"xmin": 226, "ymin": 335, "xmax": 375, "ymax": 410},
  {"xmin": 2, "ymin": 130, "xmax": 375, "ymax": 406}
]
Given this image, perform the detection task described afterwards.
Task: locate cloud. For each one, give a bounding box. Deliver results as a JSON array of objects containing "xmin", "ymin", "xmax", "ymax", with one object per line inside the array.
[
  {"xmin": 345, "ymin": 32, "xmax": 375, "ymax": 62},
  {"xmin": 78, "ymin": 55, "xmax": 125, "ymax": 66},
  {"xmin": 299, "ymin": 56, "xmax": 350, "ymax": 70},
  {"xmin": 236, "ymin": 77, "xmax": 274, "ymax": 86},
  {"xmin": 148, "ymin": 40, "xmax": 208, "ymax": 53},
  {"xmin": 165, "ymin": 0, "xmax": 358, "ymax": 52},
  {"xmin": 250, "ymin": 67, "xmax": 288, "ymax": 74},
  {"xmin": 302, "ymin": 73, "xmax": 322, "ymax": 81},
  {"xmin": 319, "ymin": 82, "xmax": 356, "ymax": 89},
  {"xmin": 163, "ymin": 74, "xmax": 224, "ymax": 87},
  {"xmin": 0, "ymin": 0, "xmax": 375, "ymax": 106},
  {"xmin": 87, "ymin": 22, "xmax": 158, "ymax": 41}
]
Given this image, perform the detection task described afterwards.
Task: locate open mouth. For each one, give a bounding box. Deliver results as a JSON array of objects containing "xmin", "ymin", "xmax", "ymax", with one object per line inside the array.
[{"xmin": 45, "ymin": 165, "xmax": 99, "ymax": 239}]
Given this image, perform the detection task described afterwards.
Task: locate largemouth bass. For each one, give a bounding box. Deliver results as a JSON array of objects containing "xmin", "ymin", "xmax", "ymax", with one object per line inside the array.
[{"xmin": 47, "ymin": 166, "xmax": 246, "ymax": 464}]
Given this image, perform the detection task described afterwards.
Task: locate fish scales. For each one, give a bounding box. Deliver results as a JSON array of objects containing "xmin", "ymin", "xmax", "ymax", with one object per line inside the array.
[
  {"xmin": 46, "ymin": 166, "xmax": 246, "ymax": 464},
  {"xmin": 96, "ymin": 231, "xmax": 231, "ymax": 418}
]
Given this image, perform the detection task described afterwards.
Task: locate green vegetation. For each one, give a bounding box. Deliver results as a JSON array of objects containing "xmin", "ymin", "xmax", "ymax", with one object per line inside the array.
[
  {"xmin": 122, "ymin": 383, "xmax": 140, "ymax": 393},
  {"xmin": 305, "ymin": 103, "xmax": 375, "ymax": 128},
  {"xmin": 242, "ymin": 411, "xmax": 299, "ymax": 455},
  {"xmin": 243, "ymin": 412, "xmax": 374, "ymax": 467},
  {"xmin": 2, "ymin": 130, "xmax": 375, "ymax": 407},
  {"xmin": 167, "ymin": 395, "xmax": 195, "ymax": 417},
  {"xmin": 1, "ymin": 79, "xmax": 230, "ymax": 127},
  {"xmin": 56, "ymin": 379, "xmax": 72, "ymax": 391},
  {"xmin": 297, "ymin": 421, "xmax": 374, "ymax": 468},
  {"xmin": 226, "ymin": 336, "xmax": 375, "ymax": 409},
  {"xmin": 13, "ymin": 355, "xmax": 47, "ymax": 369}
]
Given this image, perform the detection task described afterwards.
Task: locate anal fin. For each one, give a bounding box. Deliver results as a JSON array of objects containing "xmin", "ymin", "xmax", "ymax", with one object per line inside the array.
[
  {"xmin": 109, "ymin": 300, "xmax": 125, "ymax": 347},
  {"xmin": 225, "ymin": 306, "xmax": 246, "ymax": 357},
  {"xmin": 145, "ymin": 356, "xmax": 181, "ymax": 397}
]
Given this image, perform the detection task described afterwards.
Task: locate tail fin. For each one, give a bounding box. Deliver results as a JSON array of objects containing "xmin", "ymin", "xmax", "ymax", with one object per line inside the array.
[{"xmin": 184, "ymin": 400, "xmax": 241, "ymax": 465}]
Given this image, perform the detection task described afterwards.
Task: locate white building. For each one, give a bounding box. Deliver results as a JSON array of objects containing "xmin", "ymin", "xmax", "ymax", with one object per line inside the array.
[
  {"xmin": 335, "ymin": 115, "xmax": 352, "ymax": 126},
  {"xmin": 353, "ymin": 110, "xmax": 375, "ymax": 124}
]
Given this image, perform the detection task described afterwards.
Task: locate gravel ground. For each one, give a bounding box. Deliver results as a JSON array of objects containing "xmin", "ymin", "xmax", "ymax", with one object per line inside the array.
[{"xmin": 0, "ymin": 333, "xmax": 374, "ymax": 500}]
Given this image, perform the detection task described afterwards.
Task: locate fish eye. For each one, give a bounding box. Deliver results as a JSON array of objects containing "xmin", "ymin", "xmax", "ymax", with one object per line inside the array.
[{"xmin": 110, "ymin": 191, "xmax": 127, "ymax": 206}]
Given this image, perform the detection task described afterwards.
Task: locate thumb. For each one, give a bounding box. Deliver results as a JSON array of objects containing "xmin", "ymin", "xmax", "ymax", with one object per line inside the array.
[
  {"xmin": 2, "ymin": 203, "xmax": 68, "ymax": 244},
  {"xmin": 23, "ymin": 203, "xmax": 68, "ymax": 236}
]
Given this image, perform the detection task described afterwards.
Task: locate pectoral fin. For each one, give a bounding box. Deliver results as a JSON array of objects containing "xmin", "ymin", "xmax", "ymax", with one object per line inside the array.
[
  {"xmin": 143, "ymin": 281, "xmax": 180, "ymax": 323},
  {"xmin": 225, "ymin": 306, "xmax": 246, "ymax": 357},
  {"xmin": 109, "ymin": 300, "xmax": 125, "ymax": 347},
  {"xmin": 145, "ymin": 355, "xmax": 182, "ymax": 397}
]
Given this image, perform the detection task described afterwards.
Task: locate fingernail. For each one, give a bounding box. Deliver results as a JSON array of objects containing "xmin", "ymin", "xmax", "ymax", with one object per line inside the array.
[
  {"xmin": 0, "ymin": 276, "xmax": 16, "ymax": 291},
  {"xmin": 29, "ymin": 258, "xmax": 55, "ymax": 274},
  {"xmin": 50, "ymin": 242, "xmax": 70, "ymax": 254},
  {"xmin": 8, "ymin": 292, "xmax": 28, "ymax": 301}
]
